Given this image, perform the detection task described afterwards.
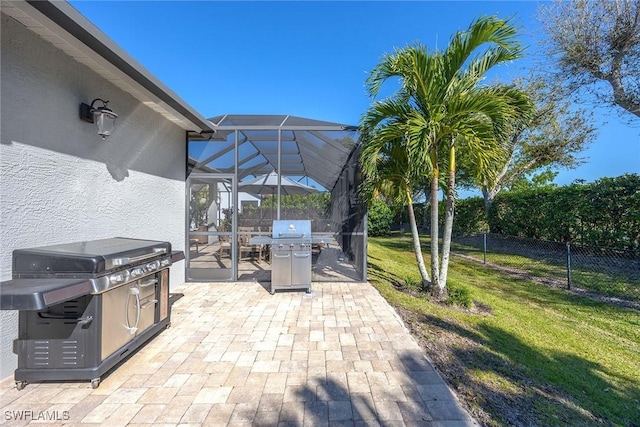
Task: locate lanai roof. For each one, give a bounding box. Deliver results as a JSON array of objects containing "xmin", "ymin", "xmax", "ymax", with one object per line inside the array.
[{"xmin": 190, "ymin": 114, "xmax": 360, "ymax": 191}]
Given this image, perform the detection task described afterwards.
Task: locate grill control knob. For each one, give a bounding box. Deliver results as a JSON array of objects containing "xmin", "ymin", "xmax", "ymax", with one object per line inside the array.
[
  {"xmin": 146, "ymin": 260, "xmax": 160, "ymax": 272},
  {"xmin": 109, "ymin": 270, "xmax": 130, "ymax": 285},
  {"xmin": 130, "ymin": 267, "xmax": 145, "ymax": 278}
]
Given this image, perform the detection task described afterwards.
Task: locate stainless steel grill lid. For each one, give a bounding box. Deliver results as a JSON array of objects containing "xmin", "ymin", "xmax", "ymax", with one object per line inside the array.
[
  {"xmin": 272, "ymin": 220, "xmax": 311, "ymax": 241},
  {"xmin": 12, "ymin": 237, "xmax": 171, "ymax": 277},
  {"xmin": 2, "ymin": 238, "xmax": 173, "ymax": 310}
]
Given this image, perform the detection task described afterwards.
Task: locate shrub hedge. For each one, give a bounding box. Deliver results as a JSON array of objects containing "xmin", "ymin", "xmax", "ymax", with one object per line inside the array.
[
  {"xmin": 368, "ymin": 174, "xmax": 638, "ymax": 254},
  {"xmin": 453, "ymin": 197, "xmax": 489, "ymax": 236},
  {"xmin": 367, "ymin": 198, "xmax": 394, "ymax": 236},
  {"xmin": 486, "ymin": 174, "xmax": 639, "ymax": 253}
]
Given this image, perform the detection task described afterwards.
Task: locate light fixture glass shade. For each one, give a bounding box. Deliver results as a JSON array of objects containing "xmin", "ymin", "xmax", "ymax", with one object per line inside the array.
[{"xmin": 93, "ymin": 108, "xmax": 118, "ymax": 139}]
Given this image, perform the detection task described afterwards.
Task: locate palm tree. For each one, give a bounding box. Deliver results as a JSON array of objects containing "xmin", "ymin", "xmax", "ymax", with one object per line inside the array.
[
  {"xmin": 360, "ymin": 130, "xmax": 432, "ymax": 289},
  {"xmin": 361, "ymin": 16, "xmax": 534, "ymax": 299}
]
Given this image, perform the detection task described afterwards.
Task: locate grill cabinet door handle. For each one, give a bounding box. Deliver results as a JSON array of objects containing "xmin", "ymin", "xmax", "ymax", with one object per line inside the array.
[
  {"xmin": 273, "ymin": 253, "xmax": 291, "ymax": 258},
  {"xmin": 37, "ymin": 313, "xmax": 93, "ymax": 325},
  {"xmin": 140, "ymin": 278, "xmax": 157, "ymax": 288},
  {"xmin": 125, "ymin": 287, "xmax": 141, "ymax": 334},
  {"xmin": 141, "ymin": 299, "xmax": 158, "ymax": 309},
  {"xmin": 77, "ymin": 316, "xmax": 93, "ymax": 326}
]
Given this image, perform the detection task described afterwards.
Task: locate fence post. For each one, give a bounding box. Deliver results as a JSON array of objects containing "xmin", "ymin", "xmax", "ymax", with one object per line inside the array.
[
  {"xmin": 483, "ymin": 233, "xmax": 487, "ymax": 264},
  {"xmin": 566, "ymin": 241, "xmax": 572, "ymax": 289}
]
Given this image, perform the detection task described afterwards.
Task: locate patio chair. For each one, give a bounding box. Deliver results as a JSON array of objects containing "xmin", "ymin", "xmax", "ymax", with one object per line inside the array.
[
  {"xmin": 238, "ymin": 227, "xmax": 257, "ymax": 261},
  {"xmin": 218, "ymin": 235, "xmax": 231, "ymax": 259}
]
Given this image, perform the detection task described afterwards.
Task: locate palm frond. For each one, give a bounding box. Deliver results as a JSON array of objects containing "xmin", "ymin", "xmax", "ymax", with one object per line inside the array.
[
  {"xmin": 444, "ymin": 16, "xmax": 522, "ymax": 74},
  {"xmin": 360, "ymin": 14, "xmax": 535, "ymax": 233}
]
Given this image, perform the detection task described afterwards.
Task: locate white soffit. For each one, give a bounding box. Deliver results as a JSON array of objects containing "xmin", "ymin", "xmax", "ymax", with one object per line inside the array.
[{"xmin": 1, "ymin": 1, "xmax": 214, "ymax": 133}]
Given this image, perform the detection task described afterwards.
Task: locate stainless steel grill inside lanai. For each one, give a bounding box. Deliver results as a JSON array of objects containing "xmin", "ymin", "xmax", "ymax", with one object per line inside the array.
[{"xmin": 186, "ymin": 114, "xmax": 366, "ymax": 283}]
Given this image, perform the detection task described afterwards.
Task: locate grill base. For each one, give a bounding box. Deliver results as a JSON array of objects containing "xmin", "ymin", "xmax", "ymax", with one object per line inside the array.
[
  {"xmin": 14, "ymin": 318, "xmax": 170, "ymax": 388},
  {"xmin": 13, "ymin": 269, "xmax": 171, "ymax": 389},
  {"xmin": 19, "ymin": 295, "xmax": 95, "ymax": 370},
  {"xmin": 270, "ymin": 242, "xmax": 312, "ymax": 295}
]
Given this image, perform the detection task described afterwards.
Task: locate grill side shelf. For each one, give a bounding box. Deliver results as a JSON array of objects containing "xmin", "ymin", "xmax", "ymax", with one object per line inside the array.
[
  {"xmin": 171, "ymin": 250, "xmax": 185, "ymax": 263},
  {"xmin": 0, "ymin": 278, "xmax": 93, "ymax": 311}
]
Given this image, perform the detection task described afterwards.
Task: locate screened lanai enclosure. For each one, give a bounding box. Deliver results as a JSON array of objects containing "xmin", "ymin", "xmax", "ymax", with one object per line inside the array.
[{"xmin": 186, "ymin": 115, "xmax": 366, "ymax": 283}]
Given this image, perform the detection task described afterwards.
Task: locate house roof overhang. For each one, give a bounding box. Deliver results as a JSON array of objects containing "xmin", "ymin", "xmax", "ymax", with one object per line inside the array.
[
  {"xmin": 2, "ymin": 1, "xmax": 361, "ymax": 189},
  {"xmin": 1, "ymin": 0, "xmax": 216, "ymax": 133}
]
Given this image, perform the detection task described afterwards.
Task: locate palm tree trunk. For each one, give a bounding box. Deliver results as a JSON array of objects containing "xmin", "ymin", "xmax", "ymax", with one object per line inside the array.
[
  {"xmin": 481, "ymin": 186, "xmax": 493, "ymax": 215},
  {"xmin": 405, "ymin": 188, "xmax": 431, "ymax": 290},
  {"xmin": 429, "ymin": 150, "xmax": 441, "ymax": 297},
  {"xmin": 439, "ymin": 142, "xmax": 455, "ymax": 294}
]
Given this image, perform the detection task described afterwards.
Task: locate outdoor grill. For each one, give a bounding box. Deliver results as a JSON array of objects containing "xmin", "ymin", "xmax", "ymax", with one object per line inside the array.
[
  {"xmin": 270, "ymin": 220, "xmax": 312, "ymax": 294},
  {"xmin": 0, "ymin": 237, "xmax": 181, "ymax": 390}
]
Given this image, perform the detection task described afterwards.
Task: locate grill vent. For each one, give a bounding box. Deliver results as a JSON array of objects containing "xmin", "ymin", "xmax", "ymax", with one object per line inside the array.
[
  {"xmin": 31, "ymin": 340, "xmax": 50, "ymax": 367},
  {"xmin": 61, "ymin": 340, "xmax": 79, "ymax": 366},
  {"xmin": 27, "ymin": 340, "xmax": 81, "ymax": 368},
  {"xmin": 23, "ymin": 297, "xmax": 88, "ymax": 369}
]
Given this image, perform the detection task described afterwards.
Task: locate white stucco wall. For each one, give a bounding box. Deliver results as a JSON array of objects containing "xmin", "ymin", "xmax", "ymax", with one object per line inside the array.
[{"xmin": 1, "ymin": 14, "xmax": 187, "ymax": 379}]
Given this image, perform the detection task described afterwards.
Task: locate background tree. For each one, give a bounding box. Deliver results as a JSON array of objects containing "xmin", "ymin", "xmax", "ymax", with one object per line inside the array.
[
  {"xmin": 361, "ymin": 16, "xmax": 533, "ymax": 299},
  {"xmin": 458, "ymin": 75, "xmax": 597, "ymax": 213},
  {"xmin": 538, "ymin": 0, "xmax": 640, "ymax": 118},
  {"xmin": 508, "ymin": 167, "xmax": 559, "ymax": 192}
]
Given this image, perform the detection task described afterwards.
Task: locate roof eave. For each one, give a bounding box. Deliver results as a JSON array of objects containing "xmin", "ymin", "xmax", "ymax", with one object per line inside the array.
[{"xmin": 2, "ymin": 0, "xmax": 215, "ymax": 133}]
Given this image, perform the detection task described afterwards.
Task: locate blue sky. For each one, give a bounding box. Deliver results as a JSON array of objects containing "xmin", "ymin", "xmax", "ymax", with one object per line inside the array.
[{"xmin": 70, "ymin": 1, "xmax": 639, "ymax": 195}]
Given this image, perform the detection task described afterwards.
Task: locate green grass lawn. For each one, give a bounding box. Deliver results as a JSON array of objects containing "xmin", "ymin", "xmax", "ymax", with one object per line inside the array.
[
  {"xmin": 451, "ymin": 240, "xmax": 640, "ymax": 302},
  {"xmin": 368, "ymin": 234, "xmax": 640, "ymax": 426}
]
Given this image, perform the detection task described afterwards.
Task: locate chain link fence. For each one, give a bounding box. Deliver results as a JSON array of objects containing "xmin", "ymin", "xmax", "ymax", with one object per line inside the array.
[{"xmin": 451, "ymin": 233, "xmax": 640, "ymax": 305}]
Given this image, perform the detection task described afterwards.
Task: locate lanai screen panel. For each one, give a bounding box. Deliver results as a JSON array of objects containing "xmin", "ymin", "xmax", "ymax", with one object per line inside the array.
[{"xmin": 330, "ymin": 143, "xmax": 367, "ymax": 281}]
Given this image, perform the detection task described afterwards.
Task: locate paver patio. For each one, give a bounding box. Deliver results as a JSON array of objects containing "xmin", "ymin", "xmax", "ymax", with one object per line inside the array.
[{"xmin": 0, "ymin": 281, "xmax": 477, "ymax": 426}]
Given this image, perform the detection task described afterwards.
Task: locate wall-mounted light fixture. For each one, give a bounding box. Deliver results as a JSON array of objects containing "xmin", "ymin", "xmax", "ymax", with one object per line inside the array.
[{"xmin": 79, "ymin": 98, "xmax": 118, "ymax": 139}]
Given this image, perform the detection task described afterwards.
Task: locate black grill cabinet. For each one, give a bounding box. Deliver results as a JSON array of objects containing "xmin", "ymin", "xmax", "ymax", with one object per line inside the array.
[{"xmin": 0, "ymin": 238, "xmax": 179, "ymax": 390}]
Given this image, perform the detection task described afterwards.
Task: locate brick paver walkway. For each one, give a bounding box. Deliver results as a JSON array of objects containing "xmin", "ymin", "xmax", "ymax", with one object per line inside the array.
[{"xmin": 0, "ymin": 282, "xmax": 477, "ymax": 426}]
